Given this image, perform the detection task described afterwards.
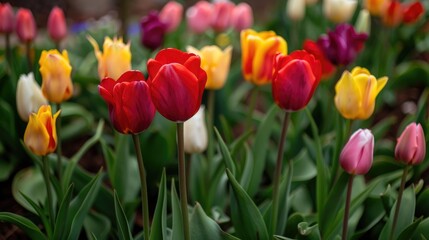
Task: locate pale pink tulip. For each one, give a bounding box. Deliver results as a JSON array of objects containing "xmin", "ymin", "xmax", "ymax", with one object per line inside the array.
[
  {"xmin": 0, "ymin": 3, "xmax": 14, "ymax": 33},
  {"xmin": 48, "ymin": 7, "xmax": 67, "ymax": 42},
  {"xmin": 211, "ymin": 0, "xmax": 235, "ymax": 32},
  {"xmin": 16, "ymin": 8, "xmax": 37, "ymax": 43},
  {"xmin": 186, "ymin": 1, "xmax": 213, "ymax": 33},
  {"xmin": 231, "ymin": 2, "xmax": 253, "ymax": 31},
  {"xmin": 395, "ymin": 123, "xmax": 426, "ymax": 165},
  {"xmin": 159, "ymin": 1, "xmax": 183, "ymax": 32},
  {"xmin": 340, "ymin": 129, "xmax": 374, "ymax": 175}
]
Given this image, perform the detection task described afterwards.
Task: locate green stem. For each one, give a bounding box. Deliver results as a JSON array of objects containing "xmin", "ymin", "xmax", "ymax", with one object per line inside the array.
[
  {"xmin": 5, "ymin": 34, "xmax": 11, "ymax": 66},
  {"xmin": 25, "ymin": 42, "xmax": 33, "ymax": 72},
  {"xmin": 118, "ymin": 0, "xmax": 129, "ymax": 41},
  {"xmin": 270, "ymin": 111, "xmax": 290, "ymax": 236},
  {"xmin": 42, "ymin": 156, "xmax": 55, "ymax": 227},
  {"xmin": 56, "ymin": 103, "xmax": 63, "ymax": 186},
  {"xmin": 132, "ymin": 134, "xmax": 151, "ymax": 240},
  {"xmin": 55, "ymin": 41, "xmax": 61, "ymax": 51},
  {"xmin": 207, "ymin": 90, "xmax": 215, "ymax": 164},
  {"xmin": 390, "ymin": 165, "xmax": 409, "ymax": 240},
  {"xmin": 245, "ymin": 86, "xmax": 259, "ymax": 132},
  {"xmin": 342, "ymin": 174, "xmax": 355, "ymax": 240},
  {"xmin": 177, "ymin": 122, "xmax": 190, "ymax": 240}
]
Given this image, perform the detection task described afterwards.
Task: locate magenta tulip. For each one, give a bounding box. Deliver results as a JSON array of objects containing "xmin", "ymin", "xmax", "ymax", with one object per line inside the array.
[
  {"xmin": 47, "ymin": 7, "xmax": 67, "ymax": 43},
  {"xmin": 395, "ymin": 123, "xmax": 426, "ymax": 165},
  {"xmin": 0, "ymin": 3, "xmax": 14, "ymax": 34}
]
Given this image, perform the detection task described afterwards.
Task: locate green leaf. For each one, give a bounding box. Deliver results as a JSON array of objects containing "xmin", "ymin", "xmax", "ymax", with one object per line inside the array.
[
  {"xmin": 84, "ymin": 211, "xmax": 111, "ymax": 240},
  {"xmin": 114, "ymin": 191, "xmax": 133, "ymax": 240},
  {"xmin": 239, "ymin": 144, "xmax": 254, "ymax": 191},
  {"xmin": 190, "ymin": 203, "xmax": 240, "ymax": 240},
  {"xmin": 226, "ymin": 169, "xmax": 269, "ymax": 240},
  {"xmin": 0, "ymin": 212, "xmax": 47, "ymax": 240},
  {"xmin": 214, "ymin": 127, "xmax": 236, "ymax": 175},
  {"xmin": 20, "ymin": 192, "xmax": 52, "ymax": 238},
  {"xmin": 60, "ymin": 102, "xmax": 95, "ymax": 140},
  {"xmin": 411, "ymin": 217, "xmax": 429, "ymax": 239},
  {"xmin": 397, "ymin": 217, "xmax": 423, "ymax": 240},
  {"xmin": 149, "ymin": 170, "xmax": 167, "ymax": 240},
  {"xmin": 291, "ymin": 150, "xmax": 317, "ymax": 182},
  {"xmin": 66, "ymin": 171, "xmax": 102, "ymax": 240},
  {"xmin": 53, "ymin": 184, "xmax": 74, "ymax": 240},
  {"xmin": 171, "ymin": 180, "xmax": 184, "ymax": 240},
  {"xmin": 248, "ymin": 105, "xmax": 279, "ymax": 196}
]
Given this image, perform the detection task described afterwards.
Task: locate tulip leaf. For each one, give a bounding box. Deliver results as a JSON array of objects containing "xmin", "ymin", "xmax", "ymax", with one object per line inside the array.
[
  {"xmin": 60, "ymin": 102, "xmax": 95, "ymax": 140},
  {"xmin": 114, "ymin": 190, "xmax": 133, "ymax": 240},
  {"xmin": 83, "ymin": 210, "xmax": 111, "ymax": 240},
  {"xmin": 248, "ymin": 104, "xmax": 279, "ymax": 196},
  {"xmin": 150, "ymin": 170, "xmax": 167, "ymax": 240},
  {"xmin": 397, "ymin": 217, "xmax": 422, "ymax": 240},
  {"xmin": 214, "ymin": 127, "xmax": 236, "ymax": 175},
  {"xmin": 171, "ymin": 180, "xmax": 184, "ymax": 240},
  {"xmin": 411, "ymin": 217, "xmax": 429, "ymax": 239},
  {"xmin": 53, "ymin": 184, "xmax": 74, "ymax": 240},
  {"xmin": 0, "ymin": 212, "xmax": 47, "ymax": 240},
  {"xmin": 20, "ymin": 191, "xmax": 53, "ymax": 238},
  {"xmin": 226, "ymin": 168, "xmax": 269, "ymax": 240},
  {"xmin": 239, "ymin": 144, "xmax": 253, "ymax": 190}
]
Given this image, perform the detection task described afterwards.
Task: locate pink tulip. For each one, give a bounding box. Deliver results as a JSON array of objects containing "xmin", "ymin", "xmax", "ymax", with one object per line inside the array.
[
  {"xmin": 159, "ymin": 1, "xmax": 183, "ymax": 32},
  {"xmin": 0, "ymin": 3, "xmax": 14, "ymax": 34},
  {"xmin": 231, "ymin": 2, "xmax": 253, "ymax": 31},
  {"xmin": 211, "ymin": 0, "xmax": 235, "ymax": 32},
  {"xmin": 395, "ymin": 123, "xmax": 426, "ymax": 165},
  {"xmin": 186, "ymin": 1, "xmax": 213, "ymax": 33},
  {"xmin": 48, "ymin": 7, "xmax": 67, "ymax": 42},
  {"xmin": 340, "ymin": 129, "xmax": 374, "ymax": 175},
  {"xmin": 16, "ymin": 8, "xmax": 37, "ymax": 43}
]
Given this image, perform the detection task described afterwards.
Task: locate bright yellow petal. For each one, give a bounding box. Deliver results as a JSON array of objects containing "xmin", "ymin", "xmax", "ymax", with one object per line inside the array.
[
  {"xmin": 24, "ymin": 112, "xmax": 50, "ymax": 156},
  {"xmin": 335, "ymin": 71, "xmax": 361, "ymax": 119},
  {"xmin": 376, "ymin": 76, "xmax": 388, "ymax": 95},
  {"xmin": 354, "ymin": 74, "xmax": 377, "ymax": 119}
]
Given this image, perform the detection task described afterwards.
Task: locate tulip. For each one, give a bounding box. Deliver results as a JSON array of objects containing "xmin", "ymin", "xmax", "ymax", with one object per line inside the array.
[
  {"xmin": 99, "ymin": 71, "xmax": 156, "ymax": 134},
  {"xmin": 272, "ymin": 50, "xmax": 321, "ymax": 111},
  {"xmin": 184, "ymin": 106, "xmax": 208, "ymax": 153},
  {"xmin": 147, "ymin": 48, "xmax": 207, "ymax": 122},
  {"xmin": 0, "ymin": 3, "xmax": 14, "ymax": 34},
  {"xmin": 317, "ymin": 24, "xmax": 368, "ymax": 66},
  {"xmin": 340, "ymin": 129, "xmax": 374, "ymax": 175},
  {"xmin": 364, "ymin": 0, "xmax": 389, "ymax": 16},
  {"xmin": 403, "ymin": 1, "xmax": 425, "ymax": 24},
  {"xmin": 395, "ymin": 123, "xmax": 426, "ymax": 165},
  {"xmin": 231, "ymin": 3, "xmax": 253, "ymax": 32},
  {"xmin": 24, "ymin": 105, "xmax": 60, "ymax": 156},
  {"xmin": 335, "ymin": 67, "xmax": 388, "ymax": 120},
  {"xmin": 159, "ymin": 1, "xmax": 183, "ymax": 32},
  {"xmin": 303, "ymin": 40, "xmax": 335, "ymax": 79},
  {"xmin": 140, "ymin": 11, "xmax": 167, "ymax": 50},
  {"xmin": 16, "ymin": 73, "xmax": 48, "ymax": 122},
  {"xmin": 39, "ymin": 49, "xmax": 73, "ymax": 103},
  {"xmin": 47, "ymin": 7, "xmax": 67, "ymax": 43},
  {"xmin": 186, "ymin": 1, "xmax": 213, "ymax": 34},
  {"xmin": 211, "ymin": 0, "xmax": 235, "ymax": 32},
  {"xmin": 15, "ymin": 8, "xmax": 36, "ymax": 43},
  {"xmin": 323, "ymin": 0, "xmax": 357, "ymax": 23},
  {"xmin": 88, "ymin": 36, "xmax": 131, "ymax": 80},
  {"xmin": 355, "ymin": 9, "xmax": 371, "ymax": 34},
  {"xmin": 287, "ymin": 0, "xmax": 305, "ymax": 21},
  {"xmin": 241, "ymin": 29, "xmax": 287, "ymax": 85},
  {"xmin": 382, "ymin": 0, "xmax": 403, "ymax": 27},
  {"xmin": 186, "ymin": 45, "xmax": 232, "ymax": 90}
]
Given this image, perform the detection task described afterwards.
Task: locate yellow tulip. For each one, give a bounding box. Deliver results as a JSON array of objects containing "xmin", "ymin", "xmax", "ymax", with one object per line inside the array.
[
  {"xmin": 39, "ymin": 49, "xmax": 73, "ymax": 103},
  {"xmin": 88, "ymin": 36, "xmax": 131, "ymax": 80},
  {"xmin": 335, "ymin": 67, "xmax": 388, "ymax": 120},
  {"xmin": 24, "ymin": 105, "xmax": 60, "ymax": 156},
  {"xmin": 241, "ymin": 29, "xmax": 287, "ymax": 85},
  {"xmin": 187, "ymin": 45, "xmax": 232, "ymax": 90}
]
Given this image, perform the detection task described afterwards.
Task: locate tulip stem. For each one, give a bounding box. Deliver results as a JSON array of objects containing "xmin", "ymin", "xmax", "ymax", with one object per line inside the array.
[
  {"xmin": 245, "ymin": 86, "xmax": 259, "ymax": 132},
  {"xmin": 132, "ymin": 134, "xmax": 151, "ymax": 240},
  {"xmin": 25, "ymin": 42, "xmax": 32, "ymax": 72},
  {"xmin": 390, "ymin": 164, "xmax": 409, "ymax": 240},
  {"xmin": 5, "ymin": 34, "xmax": 11, "ymax": 67},
  {"xmin": 177, "ymin": 122, "xmax": 190, "ymax": 240},
  {"xmin": 270, "ymin": 111, "xmax": 290, "ymax": 236},
  {"xmin": 342, "ymin": 174, "xmax": 355, "ymax": 240},
  {"xmin": 42, "ymin": 156, "xmax": 55, "ymax": 227},
  {"xmin": 207, "ymin": 90, "xmax": 215, "ymax": 165},
  {"xmin": 56, "ymin": 103, "xmax": 63, "ymax": 185}
]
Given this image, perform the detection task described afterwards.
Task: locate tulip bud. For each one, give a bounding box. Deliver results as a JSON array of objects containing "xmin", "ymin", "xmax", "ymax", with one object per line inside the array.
[
  {"xmin": 324, "ymin": 0, "xmax": 357, "ymax": 24},
  {"xmin": 159, "ymin": 1, "xmax": 183, "ymax": 33},
  {"xmin": 355, "ymin": 9, "xmax": 371, "ymax": 34},
  {"xmin": 47, "ymin": 7, "xmax": 67, "ymax": 43},
  {"xmin": 16, "ymin": 8, "xmax": 37, "ymax": 43},
  {"xmin": 403, "ymin": 1, "xmax": 424, "ymax": 24},
  {"xmin": 0, "ymin": 3, "xmax": 14, "ymax": 34},
  {"xmin": 140, "ymin": 11, "xmax": 167, "ymax": 50},
  {"xmin": 184, "ymin": 106, "xmax": 208, "ymax": 154},
  {"xmin": 231, "ymin": 3, "xmax": 253, "ymax": 31},
  {"xmin": 340, "ymin": 129, "xmax": 374, "ymax": 175},
  {"xmin": 287, "ymin": 0, "xmax": 305, "ymax": 21},
  {"xmin": 16, "ymin": 73, "xmax": 48, "ymax": 122},
  {"xmin": 186, "ymin": 1, "xmax": 213, "ymax": 33},
  {"xmin": 24, "ymin": 105, "xmax": 60, "ymax": 156},
  {"xmin": 211, "ymin": 0, "xmax": 235, "ymax": 32},
  {"xmin": 381, "ymin": 0, "xmax": 403, "ymax": 27},
  {"xmin": 395, "ymin": 123, "xmax": 426, "ymax": 165}
]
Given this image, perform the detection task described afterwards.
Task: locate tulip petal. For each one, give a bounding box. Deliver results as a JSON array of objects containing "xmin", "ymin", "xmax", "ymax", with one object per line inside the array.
[
  {"xmin": 99, "ymin": 77, "xmax": 116, "ymax": 105},
  {"xmin": 116, "ymin": 70, "xmax": 146, "ymax": 83},
  {"xmin": 335, "ymin": 71, "xmax": 361, "ymax": 119}
]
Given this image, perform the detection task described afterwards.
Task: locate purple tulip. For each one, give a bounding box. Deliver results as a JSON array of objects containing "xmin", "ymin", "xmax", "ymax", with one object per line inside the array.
[
  {"xmin": 340, "ymin": 129, "xmax": 374, "ymax": 175},
  {"xmin": 140, "ymin": 11, "xmax": 167, "ymax": 50},
  {"xmin": 317, "ymin": 24, "xmax": 367, "ymax": 66},
  {"xmin": 395, "ymin": 123, "xmax": 426, "ymax": 165}
]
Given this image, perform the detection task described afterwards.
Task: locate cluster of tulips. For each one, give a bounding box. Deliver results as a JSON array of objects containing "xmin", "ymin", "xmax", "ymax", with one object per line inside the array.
[{"xmin": 0, "ymin": 0, "xmax": 428, "ymax": 239}]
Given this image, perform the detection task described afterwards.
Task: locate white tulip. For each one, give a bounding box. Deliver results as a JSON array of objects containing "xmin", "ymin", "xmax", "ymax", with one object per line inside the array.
[
  {"xmin": 355, "ymin": 9, "xmax": 371, "ymax": 35},
  {"xmin": 184, "ymin": 106, "xmax": 208, "ymax": 154},
  {"xmin": 324, "ymin": 0, "xmax": 357, "ymax": 23},
  {"xmin": 287, "ymin": 0, "xmax": 306, "ymax": 21},
  {"xmin": 16, "ymin": 72, "xmax": 48, "ymax": 122}
]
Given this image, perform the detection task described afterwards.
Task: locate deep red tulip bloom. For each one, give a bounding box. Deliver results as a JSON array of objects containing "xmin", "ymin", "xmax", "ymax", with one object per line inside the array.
[
  {"xmin": 140, "ymin": 11, "xmax": 167, "ymax": 50},
  {"xmin": 272, "ymin": 50, "xmax": 322, "ymax": 111},
  {"xmin": 303, "ymin": 39, "xmax": 335, "ymax": 79},
  {"xmin": 403, "ymin": 1, "xmax": 424, "ymax": 24},
  {"xmin": 99, "ymin": 70, "xmax": 156, "ymax": 134},
  {"xmin": 0, "ymin": 3, "xmax": 14, "ymax": 34},
  {"xmin": 147, "ymin": 48, "xmax": 207, "ymax": 122},
  {"xmin": 16, "ymin": 8, "xmax": 37, "ymax": 43},
  {"xmin": 48, "ymin": 7, "xmax": 67, "ymax": 42}
]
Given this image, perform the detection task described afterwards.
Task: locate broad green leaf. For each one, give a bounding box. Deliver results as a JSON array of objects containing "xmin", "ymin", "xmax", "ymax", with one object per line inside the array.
[
  {"xmin": 397, "ymin": 217, "xmax": 422, "ymax": 240},
  {"xmin": 53, "ymin": 184, "xmax": 74, "ymax": 240},
  {"xmin": 171, "ymin": 180, "xmax": 184, "ymax": 240},
  {"xmin": 226, "ymin": 169, "xmax": 269, "ymax": 240},
  {"xmin": 60, "ymin": 102, "xmax": 95, "ymax": 140},
  {"xmin": 84, "ymin": 211, "xmax": 111, "ymax": 240},
  {"xmin": 20, "ymin": 192, "xmax": 52, "ymax": 238},
  {"xmin": 276, "ymin": 160, "xmax": 294, "ymax": 235},
  {"xmin": 411, "ymin": 217, "xmax": 429, "ymax": 239},
  {"xmin": 291, "ymin": 150, "xmax": 317, "ymax": 182},
  {"xmin": 214, "ymin": 127, "xmax": 236, "ymax": 175},
  {"xmin": 150, "ymin": 170, "xmax": 167, "ymax": 240},
  {"xmin": 114, "ymin": 191, "xmax": 133, "ymax": 240},
  {"xmin": 0, "ymin": 212, "xmax": 47, "ymax": 240},
  {"xmin": 0, "ymin": 157, "xmax": 17, "ymax": 181},
  {"xmin": 239, "ymin": 144, "xmax": 253, "ymax": 190}
]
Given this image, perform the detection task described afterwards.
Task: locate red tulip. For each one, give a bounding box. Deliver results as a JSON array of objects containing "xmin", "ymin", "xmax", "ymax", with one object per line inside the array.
[
  {"xmin": 403, "ymin": 1, "xmax": 424, "ymax": 24},
  {"xmin": 48, "ymin": 7, "xmax": 67, "ymax": 42},
  {"xmin": 0, "ymin": 3, "xmax": 14, "ymax": 34},
  {"xmin": 211, "ymin": 0, "xmax": 235, "ymax": 32},
  {"xmin": 272, "ymin": 50, "xmax": 321, "ymax": 111},
  {"xmin": 303, "ymin": 39, "xmax": 335, "ymax": 79},
  {"xmin": 16, "ymin": 8, "xmax": 37, "ymax": 43},
  {"xmin": 382, "ymin": 0, "xmax": 403, "ymax": 27},
  {"xmin": 99, "ymin": 70, "xmax": 156, "ymax": 134},
  {"xmin": 340, "ymin": 129, "xmax": 374, "ymax": 175},
  {"xmin": 395, "ymin": 123, "xmax": 426, "ymax": 165},
  {"xmin": 147, "ymin": 48, "xmax": 207, "ymax": 122}
]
